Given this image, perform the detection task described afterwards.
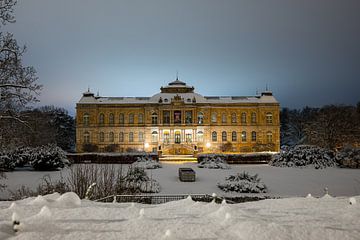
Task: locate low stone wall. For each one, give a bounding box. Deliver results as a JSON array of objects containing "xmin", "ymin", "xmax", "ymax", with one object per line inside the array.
[
  {"xmin": 197, "ymin": 153, "xmax": 274, "ymax": 164},
  {"xmin": 67, "ymin": 153, "xmax": 158, "ymax": 164}
]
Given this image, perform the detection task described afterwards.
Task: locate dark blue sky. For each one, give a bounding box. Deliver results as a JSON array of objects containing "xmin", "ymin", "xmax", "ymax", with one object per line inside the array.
[{"xmin": 4, "ymin": 0, "xmax": 360, "ymax": 115}]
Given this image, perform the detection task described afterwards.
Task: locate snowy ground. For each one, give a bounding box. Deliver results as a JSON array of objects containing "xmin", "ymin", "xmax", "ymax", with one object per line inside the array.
[
  {"xmin": 0, "ymin": 192, "xmax": 359, "ymax": 240},
  {"xmin": 1, "ymin": 163, "xmax": 360, "ymax": 200}
]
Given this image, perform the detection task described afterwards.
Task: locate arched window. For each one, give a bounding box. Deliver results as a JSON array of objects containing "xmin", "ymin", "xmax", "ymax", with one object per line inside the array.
[
  {"xmin": 84, "ymin": 131, "xmax": 90, "ymax": 143},
  {"xmin": 109, "ymin": 132, "xmax": 114, "ymax": 142},
  {"xmin": 197, "ymin": 131, "xmax": 204, "ymax": 142},
  {"xmin": 222, "ymin": 113, "xmax": 227, "ymax": 123},
  {"xmin": 151, "ymin": 112, "xmax": 158, "ymax": 125},
  {"xmin": 139, "ymin": 132, "xmax": 144, "ymax": 142},
  {"xmin": 138, "ymin": 113, "xmax": 144, "ymax": 124},
  {"xmin": 267, "ymin": 131, "xmax": 273, "ymax": 143},
  {"xmin": 83, "ymin": 113, "xmax": 89, "ymax": 126},
  {"xmin": 212, "ymin": 131, "xmax": 217, "ymax": 142},
  {"xmin": 241, "ymin": 131, "xmax": 247, "ymax": 142},
  {"xmin": 266, "ymin": 112, "xmax": 273, "ymax": 124},
  {"xmin": 129, "ymin": 132, "xmax": 134, "ymax": 142},
  {"xmin": 119, "ymin": 113, "xmax": 124, "ymax": 124},
  {"xmin": 211, "ymin": 112, "xmax": 217, "ymax": 123},
  {"xmin": 251, "ymin": 131, "xmax": 257, "ymax": 141},
  {"xmin": 231, "ymin": 113, "xmax": 237, "ymax": 123},
  {"xmin": 99, "ymin": 113, "xmax": 105, "ymax": 125},
  {"xmin": 241, "ymin": 112, "xmax": 247, "ymax": 124},
  {"xmin": 222, "ymin": 131, "xmax": 227, "ymax": 142},
  {"xmin": 99, "ymin": 132, "xmax": 104, "ymax": 142},
  {"xmin": 129, "ymin": 113, "xmax": 134, "ymax": 124},
  {"xmin": 119, "ymin": 132, "xmax": 124, "ymax": 142},
  {"xmin": 232, "ymin": 131, "xmax": 237, "ymax": 142},
  {"xmin": 109, "ymin": 113, "xmax": 114, "ymax": 125},
  {"xmin": 197, "ymin": 112, "xmax": 204, "ymax": 124},
  {"xmin": 151, "ymin": 131, "xmax": 158, "ymax": 142},
  {"xmin": 251, "ymin": 112, "xmax": 257, "ymax": 123}
]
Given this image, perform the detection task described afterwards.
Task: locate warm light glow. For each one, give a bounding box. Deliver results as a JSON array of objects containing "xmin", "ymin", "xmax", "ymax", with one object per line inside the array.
[
  {"xmin": 144, "ymin": 143, "xmax": 150, "ymax": 148},
  {"xmin": 206, "ymin": 142, "xmax": 211, "ymax": 148}
]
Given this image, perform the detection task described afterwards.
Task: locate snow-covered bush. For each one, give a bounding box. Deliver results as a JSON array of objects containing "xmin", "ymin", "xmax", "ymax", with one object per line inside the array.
[
  {"xmin": 126, "ymin": 167, "xmax": 160, "ymax": 193},
  {"xmin": 218, "ymin": 171, "xmax": 267, "ymax": 193},
  {"xmin": 270, "ymin": 145, "xmax": 336, "ymax": 169},
  {"xmin": 132, "ymin": 156, "xmax": 162, "ymax": 169},
  {"xmin": 198, "ymin": 155, "xmax": 230, "ymax": 169},
  {"xmin": 30, "ymin": 144, "xmax": 70, "ymax": 171},
  {"xmin": 0, "ymin": 153, "xmax": 15, "ymax": 171},
  {"xmin": 335, "ymin": 147, "xmax": 360, "ymax": 168}
]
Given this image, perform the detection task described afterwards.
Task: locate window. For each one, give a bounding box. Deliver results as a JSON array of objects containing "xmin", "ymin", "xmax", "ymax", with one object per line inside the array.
[
  {"xmin": 109, "ymin": 132, "xmax": 114, "ymax": 142},
  {"xmin": 83, "ymin": 113, "xmax": 89, "ymax": 126},
  {"xmin": 129, "ymin": 132, "xmax": 134, "ymax": 142},
  {"xmin": 119, "ymin": 113, "xmax": 124, "ymax": 124},
  {"xmin": 267, "ymin": 131, "xmax": 273, "ymax": 143},
  {"xmin": 139, "ymin": 132, "xmax": 144, "ymax": 142},
  {"xmin": 197, "ymin": 112, "xmax": 204, "ymax": 124},
  {"xmin": 163, "ymin": 131, "xmax": 170, "ymax": 144},
  {"xmin": 241, "ymin": 112, "xmax": 247, "ymax": 124},
  {"xmin": 138, "ymin": 113, "xmax": 144, "ymax": 124},
  {"xmin": 174, "ymin": 131, "xmax": 181, "ymax": 144},
  {"xmin": 222, "ymin": 131, "xmax": 227, "ymax": 142},
  {"xmin": 185, "ymin": 111, "xmax": 192, "ymax": 124},
  {"xmin": 222, "ymin": 113, "xmax": 227, "ymax": 123},
  {"xmin": 84, "ymin": 131, "xmax": 90, "ymax": 143},
  {"xmin": 212, "ymin": 131, "xmax": 217, "ymax": 142},
  {"xmin": 251, "ymin": 112, "xmax": 257, "ymax": 123},
  {"xmin": 151, "ymin": 131, "xmax": 158, "ymax": 142},
  {"xmin": 241, "ymin": 131, "xmax": 247, "ymax": 142},
  {"xmin": 174, "ymin": 110, "xmax": 181, "ymax": 124},
  {"xmin": 211, "ymin": 112, "xmax": 217, "ymax": 123},
  {"xmin": 251, "ymin": 131, "xmax": 257, "ymax": 141},
  {"xmin": 232, "ymin": 131, "xmax": 237, "ymax": 142},
  {"xmin": 163, "ymin": 111, "xmax": 170, "ymax": 124},
  {"xmin": 186, "ymin": 133, "xmax": 192, "ymax": 143},
  {"xmin": 129, "ymin": 113, "xmax": 134, "ymax": 124},
  {"xmin": 197, "ymin": 131, "xmax": 204, "ymax": 142},
  {"xmin": 151, "ymin": 112, "xmax": 158, "ymax": 125},
  {"xmin": 109, "ymin": 113, "xmax": 114, "ymax": 125},
  {"xmin": 119, "ymin": 132, "xmax": 124, "ymax": 142},
  {"xmin": 266, "ymin": 113, "xmax": 273, "ymax": 124},
  {"xmin": 231, "ymin": 113, "xmax": 237, "ymax": 123},
  {"xmin": 99, "ymin": 113, "xmax": 105, "ymax": 125},
  {"xmin": 99, "ymin": 132, "xmax": 104, "ymax": 142}
]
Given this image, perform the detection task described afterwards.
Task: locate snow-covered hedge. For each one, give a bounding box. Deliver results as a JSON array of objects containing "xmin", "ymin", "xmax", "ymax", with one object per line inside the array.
[
  {"xmin": 336, "ymin": 147, "xmax": 360, "ymax": 168},
  {"xmin": 270, "ymin": 145, "xmax": 336, "ymax": 169},
  {"xmin": 0, "ymin": 145, "xmax": 70, "ymax": 171},
  {"xmin": 132, "ymin": 156, "xmax": 162, "ymax": 169},
  {"xmin": 198, "ymin": 155, "xmax": 230, "ymax": 169},
  {"xmin": 218, "ymin": 171, "xmax": 267, "ymax": 193}
]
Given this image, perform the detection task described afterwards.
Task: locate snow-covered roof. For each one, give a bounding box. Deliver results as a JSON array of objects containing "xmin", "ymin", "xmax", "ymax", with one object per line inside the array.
[{"xmin": 78, "ymin": 80, "xmax": 279, "ymax": 105}]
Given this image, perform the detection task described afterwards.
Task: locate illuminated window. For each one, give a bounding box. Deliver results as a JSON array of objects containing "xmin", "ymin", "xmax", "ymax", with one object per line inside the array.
[
  {"xmin": 198, "ymin": 112, "xmax": 204, "ymax": 124},
  {"xmin": 241, "ymin": 131, "xmax": 247, "ymax": 142},
  {"xmin": 211, "ymin": 112, "xmax": 217, "ymax": 123},
  {"xmin": 241, "ymin": 112, "xmax": 247, "ymax": 124},
  {"xmin": 222, "ymin": 113, "xmax": 227, "ymax": 123},
  {"xmin": 212, "ymin": 131, "xmax": 217, "ymax": 142},
  {"xmin": 151, "ymin": 112, "xmax": 158, "ymax": 125},
  {"xmin": 138, "ymin": 113, "xmax": 144, "ymax": 124},
  {"xmin": 222, "ymin": 131, "xmax": 227, "ymax": 142},
  {"xmin": 151, "ymin": 131, "xmax": 158, "ymax": 142},
  {"xmin": 163, "ymin": 131, "xmax": 170, "ymax": 144},
  {"xmin": 197, "ymin": 131, "xmax": 204, "ymax": 142},
  {"xmin": 267, "ymin": 131, "xmax": 273, "ymax": 143},
  {"xmin": 231, "ymin": 113, "xmax": 237, "ymax": 123},
  {"xmin": 186, "ymin": 133, "xmax": 192, "ymax": 143},
  {"xmin": 174, "ymin": 110, "xmax": 181, "ymax": 124}
]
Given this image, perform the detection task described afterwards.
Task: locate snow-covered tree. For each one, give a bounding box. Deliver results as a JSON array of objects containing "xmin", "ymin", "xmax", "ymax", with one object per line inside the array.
[{"xmin": 0, "ymin": 0, "xmax": 42, "ymax": 148}]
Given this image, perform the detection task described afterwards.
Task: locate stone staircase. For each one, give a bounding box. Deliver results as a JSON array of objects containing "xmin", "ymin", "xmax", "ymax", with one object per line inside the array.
[{"xmin": 159, "ymin": 154, "xmax": 198, "ymax": 163}]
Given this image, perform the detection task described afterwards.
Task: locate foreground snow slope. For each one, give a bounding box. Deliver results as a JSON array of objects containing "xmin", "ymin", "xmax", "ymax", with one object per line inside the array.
[{"xmin": 0, "ymin": 192, "xmax": 359, "ymax": 240}]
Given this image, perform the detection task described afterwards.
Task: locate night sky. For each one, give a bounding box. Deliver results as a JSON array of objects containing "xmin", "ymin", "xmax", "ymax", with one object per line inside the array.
[{"xmin": 4, "ymin": 0, "xmax": 360, "ymax": 115}]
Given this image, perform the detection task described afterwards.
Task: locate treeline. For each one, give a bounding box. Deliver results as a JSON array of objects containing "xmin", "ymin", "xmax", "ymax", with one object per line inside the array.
[
  {"xmin": 0, "ymin": 106, "xmax": 75, "ymax": 151},
  {"xmin": 281, "ymin": 102, "xmax": 360, "ymax": 150}
]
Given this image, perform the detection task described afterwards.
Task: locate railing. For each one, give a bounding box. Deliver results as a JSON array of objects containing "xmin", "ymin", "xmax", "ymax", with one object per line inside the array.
[{"xmin": 94, "ymin": 194, "xmax": 268, "ymax": 204}]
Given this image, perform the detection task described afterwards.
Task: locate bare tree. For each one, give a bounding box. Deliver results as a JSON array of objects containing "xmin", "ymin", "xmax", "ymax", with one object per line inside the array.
[{"xmin": 0, "ymin": 0, "xmax": 41, "ymax": 147}]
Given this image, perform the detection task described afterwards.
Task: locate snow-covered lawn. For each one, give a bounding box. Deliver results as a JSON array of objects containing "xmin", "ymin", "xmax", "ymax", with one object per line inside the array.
[
  {"xmin": 1, "ymin": 163, "xmax": 360, "ymax": 199},
  {"xmin": 0, "ymin": 192, "xmax": 359, "ymax": 239}
]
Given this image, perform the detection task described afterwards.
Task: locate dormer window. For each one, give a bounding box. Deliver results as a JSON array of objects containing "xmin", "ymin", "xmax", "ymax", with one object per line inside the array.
[
  {"xmin": 164, "ymin": 98, "xmax": 168, "ymax": 102},
  {"xmin": 187, "ymin": 98, "xmax": 191, "ymax": 102}
]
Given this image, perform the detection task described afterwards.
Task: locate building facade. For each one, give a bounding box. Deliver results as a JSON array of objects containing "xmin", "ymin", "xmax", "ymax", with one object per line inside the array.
[{"xmin": 76, "ymin": 79, "xmax": 280, "ymax": 154}]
